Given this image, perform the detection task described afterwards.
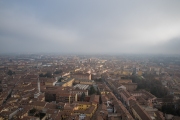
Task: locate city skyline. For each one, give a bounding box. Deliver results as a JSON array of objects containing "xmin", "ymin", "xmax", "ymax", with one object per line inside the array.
[{"xmin": 0, "ymin": 1, "xmax": 180, "ymax": 54}]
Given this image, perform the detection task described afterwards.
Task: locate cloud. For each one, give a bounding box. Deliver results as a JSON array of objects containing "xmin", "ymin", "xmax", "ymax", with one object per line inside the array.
[
  {"xmin": 0, "ymin": 10, "xmax": 79, "ymax": 43},
  {"xmin": 0, "ymin": 1, "xmax": 180, "ymax": 54},
  {"xmin": 0, "ymin": 8, "xmax": 81, "ymax": 53},
  {"xmin": 156, "ymin": 38, "xmax": 180, "ymax": 54}
]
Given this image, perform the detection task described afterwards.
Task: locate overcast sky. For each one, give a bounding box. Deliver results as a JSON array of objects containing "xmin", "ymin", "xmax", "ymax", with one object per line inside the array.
[{"xmin": 0, "ymin": 0, "xmax": 180, "ymax": 55}]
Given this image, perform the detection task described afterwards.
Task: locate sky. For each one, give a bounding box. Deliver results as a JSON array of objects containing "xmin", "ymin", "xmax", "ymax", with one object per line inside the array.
[{"xmin": 0, "ymin": 0, "xmax": 180, "ymax": 55}]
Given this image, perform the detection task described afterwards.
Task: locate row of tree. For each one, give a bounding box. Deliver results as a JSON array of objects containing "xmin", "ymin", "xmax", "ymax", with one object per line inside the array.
[
  {"xmin": 39, "ymin": 70, "xmax": 63, "ymax": 78},
  {"xmin": 131, "ymin": 74, "xmax": 168, "ymax": 98},
  {"xmin": 53, "ymin": 70, "xmax": 63, "ymax": 74},
  {"xmin": 7, "ymin": 70, "xmax": 15, "ymax": 76},
  {"xmin": 131, "ymin": 74, "xmax": 180, "ymax": 116},
  {"xmin": 39, "ymin": 72, "xmax": 53, "ymax": 78},
  {"xmin": 161, "ymin": 104, "xmax": 180, "ymax": 116}
]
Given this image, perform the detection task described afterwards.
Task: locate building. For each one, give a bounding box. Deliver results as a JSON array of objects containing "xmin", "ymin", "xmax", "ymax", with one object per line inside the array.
[
  {"xmin": 129, "ymin": 100, "xmax": 152, "ymax": 120},
  {"xmin": 71, "ymin": 73, "xmax": 91, "ymax": 80},
  {"xmin": 44, "ymin": 86, "xmax": 79, "ymax": 103},
  {"xmin": 45, "ymin": 79, "xmax": 57, "ymax": 86},
  {"xmin": 70, "ymin": 89, "xmax": 88, "ymax": 96},
  {"xmin": 74, "ymin": 79, "xmax": 94, "ymax": 85},
  {"xmin": 119, "ymin": 89, "xmax": 136, "ymax": 106},
  {"xmin": 56, "ymin": 93, "xmax": 77, "ymax": 103},
  {"xmin": 122, "ymin": 83, "xmax": 137, "ymax": 91}
]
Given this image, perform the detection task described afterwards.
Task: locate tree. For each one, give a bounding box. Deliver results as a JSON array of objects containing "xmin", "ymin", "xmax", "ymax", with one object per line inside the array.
[
  {"xmin": 45, "ymin": 72, "xmax": 53, "ymax": 78},
  {"xmin": 80, "ymin": 92, "xmax": 85, "ymax": 101},
  {"xmin": 95, "ymin": 78, "xmax": 103, "ymax": 82},
  {"xmin": 29, "ymin": 108, "xmax": 36, "ymax": 116},
  {"xmin": 7, "ymin": 70, "xmax": 15, "ymax": 76},
  {"xmin": 58, "ymin": 77, "xmax": 63, "ymax": 82},
  {"xmin": 39, "ymin": 73, "xmax": 44, "ymax": 77},
  {"xmin": 39, "ymin": 72, "xmax": 53, "ymax": 78},
  {"xmin": 35, "ymin": 112, "xmax": 46, "ymax": 119},
  {"xmin": 54, "ymin": 70, "xmax": 63, "ymax": 74},
  {"xmin": 131, "ymin": 75, "xmax": 168, "ymax": 98},
  {"xmin": 89, "ymin": 86, "xmax": 96, "ymax": 95},
  {"xmin": 96, "ymin": 88, "xmax": 101, "ymax": 96}
]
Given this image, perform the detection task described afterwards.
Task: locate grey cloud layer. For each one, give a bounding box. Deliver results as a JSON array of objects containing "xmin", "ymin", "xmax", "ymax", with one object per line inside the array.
[{"xmin": 0, "ymin": 1, "xmax": 180, "ymax": 54}]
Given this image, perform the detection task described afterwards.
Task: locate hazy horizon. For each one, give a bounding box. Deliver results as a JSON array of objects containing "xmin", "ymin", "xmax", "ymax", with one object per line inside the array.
[{"xmin": 1, "ymin": 1, "xmax": 180, "ymax": 55}]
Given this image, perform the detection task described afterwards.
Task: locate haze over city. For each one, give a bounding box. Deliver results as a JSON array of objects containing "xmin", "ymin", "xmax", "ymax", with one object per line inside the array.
[
  {"xmin": 0, "ymin": 0, "xmax": 180, "ymax": 54},
  {"xmin": 1, "ymin": 1, "xmax": 180, "ymax": 119}
]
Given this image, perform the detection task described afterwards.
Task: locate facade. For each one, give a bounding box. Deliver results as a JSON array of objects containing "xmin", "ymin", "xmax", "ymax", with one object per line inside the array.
[
  {"xmin": 70, "ymin": 89, "xmax": 88, "ymax": 96},
  {"xmin": 61, "ymin": 78, "xmax": 74, "ymax": 87},
  {"xmin": 131, "ymin": 90, "xmax": 156, "ymax": 106},
  {"xmin": 129, "ymin": 100, "xmax": 152, "ymax": 120},
  {"xmin": 73, "ymin": 102, "xmax": 97, "ymax": 118},
  {"xmin": 119, "ymin": 79, "xmax": 132, "ymax": 84},
  {"xmin": 119, "ymin": 89, "xmax": 136, "ymax": 106},
  {"xmin": 122, "ymin": 83, "xmax": 137, "ymax": 91},
  {"xmin": 74, "ymin": 79, "xmax": 94, "ymax": 85},
  {"xmin": 44, "ymin": 86, "xmax": 78, "ymax": 103},
  {"xmin": 56, "ymin": 93, "xmax": 77, "ymax": 103},
  {"xmin": 45, "ymin": 79, "xmax": 57, "ymax": 86},
  {"xmin": 71, "ymin": 73, "xmax": 91, "ymax": 80}
]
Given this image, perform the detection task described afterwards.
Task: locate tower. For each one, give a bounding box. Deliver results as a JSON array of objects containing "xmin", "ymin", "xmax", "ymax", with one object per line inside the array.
[
  {"xmin": 38, "ymin": 77, "xmax": 40, "ymax": 93},
  {"xmin": 34, "ymin": 77, "xmax": 41, "ymax": 98}
]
